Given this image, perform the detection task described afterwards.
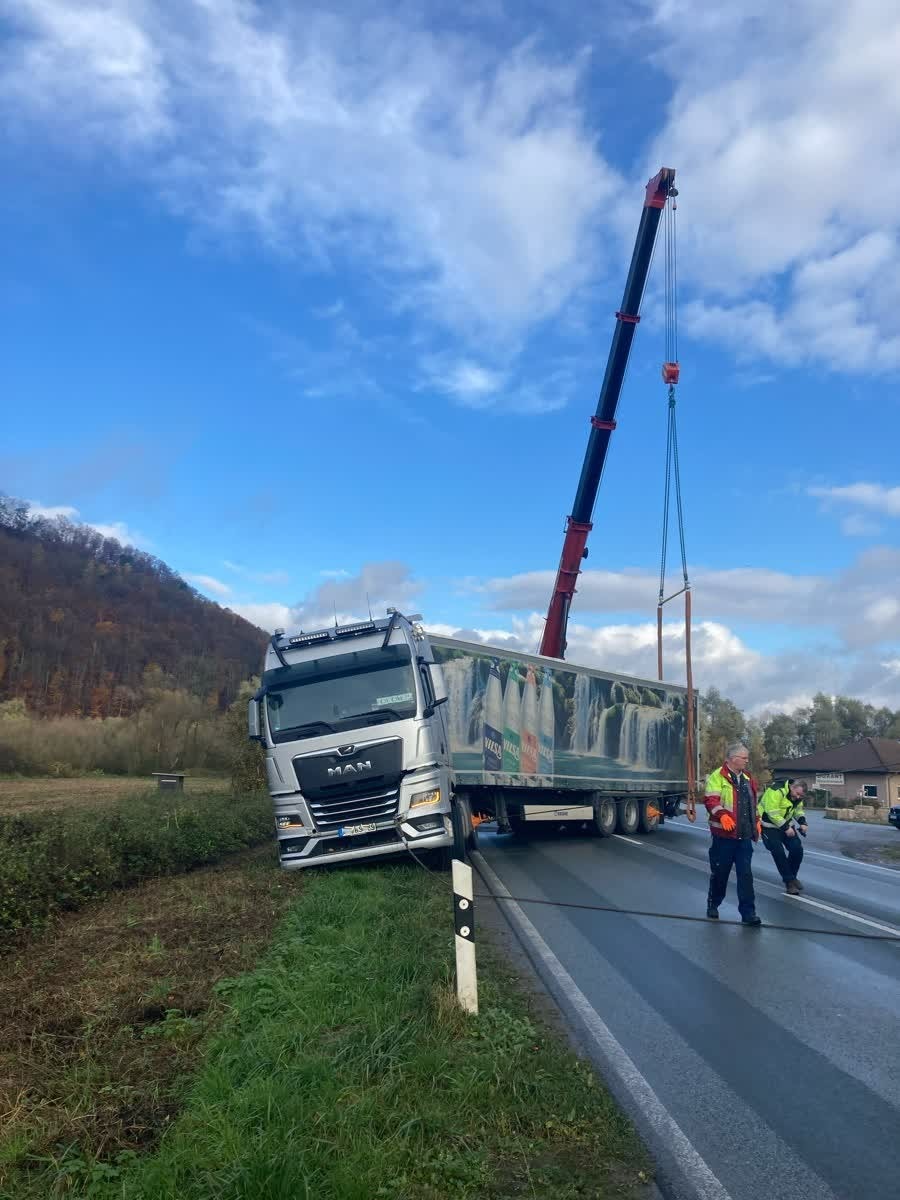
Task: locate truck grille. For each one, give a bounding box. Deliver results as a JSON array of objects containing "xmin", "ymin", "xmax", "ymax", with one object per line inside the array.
[
  {"xmin": 306, "ymin": 785, "xmax": 400, "ymax": 832},
  {"xmin": 292, "ymin": 738, "xmax": 403, "ymax": 833}
]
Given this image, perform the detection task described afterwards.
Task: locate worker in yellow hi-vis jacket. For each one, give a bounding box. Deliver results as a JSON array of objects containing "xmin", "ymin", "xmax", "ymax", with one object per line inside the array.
[{"xmin": 758, "ymin": 778, "xmax": 808, "ymax": 895}]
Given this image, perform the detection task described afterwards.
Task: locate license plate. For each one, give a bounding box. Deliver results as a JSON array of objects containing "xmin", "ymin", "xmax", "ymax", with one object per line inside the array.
[{"xmin": 338, "ymin": 822, "xmax": 378, "ymax": 837}]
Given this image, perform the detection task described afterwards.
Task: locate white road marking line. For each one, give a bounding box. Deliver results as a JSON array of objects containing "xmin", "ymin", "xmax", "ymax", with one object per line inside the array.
[
  {"xmin": 665, "ymin": 823, "xmax": 900, "ymax": 877},
  {"xmin": 606, "ymin": 834, "xmax": 900, "ymax": 936},
  {"xmin": 787, "ymin": 894, "xmax": 900, "ymax": 938},
  {"xmin": 803, "ymin": 849, "xmax": 899, "ymax": 875},
  {"xmin": 612, "ymin": 834, "xmax": 644, "ymax": 845},
  {"xmin": 472, "ymin": 850, "xmax": 734, "ymax": 1200}
]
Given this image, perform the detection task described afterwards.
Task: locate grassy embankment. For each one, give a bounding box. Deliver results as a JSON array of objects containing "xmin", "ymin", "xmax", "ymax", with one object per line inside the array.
[{"xmin": 0, "ymin": 781, "xmax": 650, "ymax": 1199}]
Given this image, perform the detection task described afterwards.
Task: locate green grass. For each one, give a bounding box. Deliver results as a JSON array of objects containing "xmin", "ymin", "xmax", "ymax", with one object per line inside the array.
[
  {"xmin": 50, "ymin": 863, "xmax": 649, "ymax": 1200},
  {"xmin": 0, "ymin": 789, "xmax": 272, "ymax": 938}
]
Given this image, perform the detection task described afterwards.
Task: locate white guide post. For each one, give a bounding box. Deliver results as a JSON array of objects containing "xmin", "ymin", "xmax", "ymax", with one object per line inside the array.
[{"xmin": 452, "ymin": 858, "xmax": 478, "ymax": 1015}]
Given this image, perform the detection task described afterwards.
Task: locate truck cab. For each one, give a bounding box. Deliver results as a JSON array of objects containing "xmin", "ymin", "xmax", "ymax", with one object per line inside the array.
[{"xmin": 249, "ymin": 611, "xmax": 454, "ymax": 869}]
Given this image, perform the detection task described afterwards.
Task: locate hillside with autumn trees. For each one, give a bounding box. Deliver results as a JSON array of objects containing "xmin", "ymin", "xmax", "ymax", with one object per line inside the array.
[{"xmin": 0, "ymin": 495, "xmax": 266, "ymax": 717}]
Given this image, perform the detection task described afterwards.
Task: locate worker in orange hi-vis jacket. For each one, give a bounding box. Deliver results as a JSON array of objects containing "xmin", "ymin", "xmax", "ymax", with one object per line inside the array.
[{"xmin": 703, "ymin": 742, "xmax": 763, "ymax": 926}]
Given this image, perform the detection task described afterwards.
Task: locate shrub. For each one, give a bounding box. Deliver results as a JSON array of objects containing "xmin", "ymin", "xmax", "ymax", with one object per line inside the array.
[{"xmin": 0, "ymin": 790, "xmax": 273, "ymax": 938}]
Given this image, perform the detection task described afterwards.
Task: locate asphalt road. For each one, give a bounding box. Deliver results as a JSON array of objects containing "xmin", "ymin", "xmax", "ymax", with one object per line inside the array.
[{"xmin": 475, "ymin": 814, "xmax": 900, "ymax": 1200}]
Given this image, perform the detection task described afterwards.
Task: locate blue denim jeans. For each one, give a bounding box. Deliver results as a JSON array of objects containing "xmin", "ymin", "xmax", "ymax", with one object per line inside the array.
[{"xmin": 708, "ymin": 836, "xmax": 757, "ymax": 918}]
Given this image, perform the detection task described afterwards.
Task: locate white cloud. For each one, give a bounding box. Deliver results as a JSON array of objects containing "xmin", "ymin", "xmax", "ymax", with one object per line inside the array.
[
  {"xmin": 426, "ymin": 359, "xmax": 507, "ymax": 406},
  {"xmin": 427, "ymin": 609, "xmax": 900, "ymax": 714},
  {"xmin": 232, "ymin": 561, "xmax": 423, "ymax": 634},
  {"xmin": 186, "ymin": 573, "xmax": 232, "ymax": 598},
  {"xmin": 26, "ymin": 501, "xmax": 79, "ymax": 520},
  {"xmin": 25, "ymin": 501, "xmax": 150, "ymax": 549},
  {"xmin": 809, "ymin": 482, "xmax": 900, "ymax": 518},
  {"xmin": 2, "ymin": 0, "xmax": 171, "ymax": 148},
  {"xmin": 465, "ymin": 548, "xmax": 900, "ymax": 650},
  {"xmin": 840, "ymin": 514, "xmax": 881, "ymax": 538},
  {"xmin": 644, "ymin": 0, "xmax": 900, "ymax": 371},
  {"xmin": 2, "ymin": 1, "xmax": 618, "ymax": 334},
  {"xmin": 89, "ymin": 520, "xmax": 149, "ymax": 547},
  {"xmin": 290, "ymin": 561, "xmax": 423, "ymax": 630},
  {"xmin": 222, "ymin": 559, "xmax": 290, "ymax": 585},
  {"xmin": 229, "ymin": 601, "xmax": 293, "ymax": 631}
]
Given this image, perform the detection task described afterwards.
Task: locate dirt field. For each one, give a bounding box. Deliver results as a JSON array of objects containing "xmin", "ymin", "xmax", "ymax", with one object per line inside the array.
[
  {"xmin": 0, "ymin": 775, "xmax": 230, "ymax": 815},
  {"xmin": 0, "ymin": 842, "xmax": 301, "ymax": 1195}
]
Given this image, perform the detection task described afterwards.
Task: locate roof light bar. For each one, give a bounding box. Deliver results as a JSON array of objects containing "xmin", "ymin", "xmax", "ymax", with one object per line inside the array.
[
  {"xmin": 288, "ymin": 630, "xmax": 330, "ymax": 647},
  {"xmin": 336, "ymin": 620, "xmax": 376, "ymax": 637}
]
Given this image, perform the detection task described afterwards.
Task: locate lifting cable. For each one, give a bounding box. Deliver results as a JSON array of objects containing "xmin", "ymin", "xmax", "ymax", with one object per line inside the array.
[{"xmin": 656, "ymin": 191, "xmax": 697, "ymax": 820}]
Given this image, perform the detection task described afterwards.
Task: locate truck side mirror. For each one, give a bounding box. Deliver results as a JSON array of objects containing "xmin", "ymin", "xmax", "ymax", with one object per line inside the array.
[{"xmin": 248, "ymin": 698, "xmax": 263, "ymax": 742}]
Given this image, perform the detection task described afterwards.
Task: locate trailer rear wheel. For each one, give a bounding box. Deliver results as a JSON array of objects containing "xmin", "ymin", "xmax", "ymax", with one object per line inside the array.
[
  {"xmin": 616, "ymin": 798, "xmax": 640, "ymax": 835},
  {"xmin": 591, "ymin": 797, "xmax": 617, "ymax": 838},
  {"xmin": 638, "ymin": 798, "xmax": 660, "ymax": 834},
  {"xmin": 452, "ymin": 793, "xmax": 478, "ymax": 859}
]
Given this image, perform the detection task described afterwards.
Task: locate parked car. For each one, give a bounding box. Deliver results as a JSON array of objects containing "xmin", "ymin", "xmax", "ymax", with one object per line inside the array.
[{"xmin": 889, "ymin": 805, "xmax": 900, "ymax": 831}]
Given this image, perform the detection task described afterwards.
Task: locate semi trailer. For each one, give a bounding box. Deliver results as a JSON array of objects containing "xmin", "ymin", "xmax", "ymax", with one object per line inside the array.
[{"xmin": 249, "ymin": 611, "xmax": 693, "ymax": 869}]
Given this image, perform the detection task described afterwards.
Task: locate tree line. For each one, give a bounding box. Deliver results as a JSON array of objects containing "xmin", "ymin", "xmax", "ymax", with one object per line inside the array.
[
  {"xmin": 699, "ymin": 688, "xmax": 900, "ymax": 780},
  {"xmin": 0, "ymin": 495, "xmax": 266, "ymax": 717}
]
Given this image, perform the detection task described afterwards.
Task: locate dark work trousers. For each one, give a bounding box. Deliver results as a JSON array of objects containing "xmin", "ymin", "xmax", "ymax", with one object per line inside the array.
[
  {"xmin": 762, "ymin": 827, "xmax": 804, "ymax": 883},
  {"xmin": 708, "ymin": 836, "xmax": 757, "ymax": 918}
]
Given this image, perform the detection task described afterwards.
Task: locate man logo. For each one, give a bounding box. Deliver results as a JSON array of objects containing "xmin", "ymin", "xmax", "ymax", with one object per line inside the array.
[{"xmin": 327, "ymin": 761, "xmax": 372, "ymax": 777}]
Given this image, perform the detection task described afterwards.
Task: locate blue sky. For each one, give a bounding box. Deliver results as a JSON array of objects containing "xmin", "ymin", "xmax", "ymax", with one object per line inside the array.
[{"xmin": 3, "ymin": 0, "xmax": 900, "ymax": 712}]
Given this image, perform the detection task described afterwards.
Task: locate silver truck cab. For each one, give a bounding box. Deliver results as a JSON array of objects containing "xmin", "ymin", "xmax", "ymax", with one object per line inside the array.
[{"xmin": 248, "ymin": 611, "xmax": 454, "ymax": 868}]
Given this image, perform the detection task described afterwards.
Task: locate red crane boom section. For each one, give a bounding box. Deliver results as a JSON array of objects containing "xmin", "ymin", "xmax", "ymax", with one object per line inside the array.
[{"xmin": 539, "ymin": 167, "xmax": 677, "ymax": 659}]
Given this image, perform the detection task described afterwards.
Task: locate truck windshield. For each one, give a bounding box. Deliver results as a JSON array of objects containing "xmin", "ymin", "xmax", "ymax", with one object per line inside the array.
[{"xmin": 263, "ymin": 644, "xmax": 417, "ymax": 744}]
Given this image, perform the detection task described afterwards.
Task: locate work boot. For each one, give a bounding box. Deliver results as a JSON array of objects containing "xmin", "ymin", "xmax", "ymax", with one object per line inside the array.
[
  {"xmin": 785, "ymin": 880, "xmax": 801, "ymax": 896},
  {"xmin": 742, "ymin": 914, "xmax": 762, "ymax": 926},
  {"xmin": 706, "ymin": 905, "xmax": 719, "ymax": 919}
]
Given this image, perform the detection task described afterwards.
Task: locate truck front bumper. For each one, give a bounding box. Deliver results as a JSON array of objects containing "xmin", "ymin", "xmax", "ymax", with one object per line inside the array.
[{"xmin": 277, "ymin": 815, "xmax": 452, "ymax": 869}]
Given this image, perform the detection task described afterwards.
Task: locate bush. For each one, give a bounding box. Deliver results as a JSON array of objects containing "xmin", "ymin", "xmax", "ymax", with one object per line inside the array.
[
  {"xmin": 0, "ymin": 790, "xmax": 273, "ymax": 938},
  {"xmin": 0, "ymin": 694, "xmax": 233, "ymax": 777}
]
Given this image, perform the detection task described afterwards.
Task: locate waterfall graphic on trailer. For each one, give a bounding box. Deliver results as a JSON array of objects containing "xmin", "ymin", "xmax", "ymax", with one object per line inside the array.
[
  {"xmin": 482, "ymin": 658, "xmax": 503, "ymax": 770},
  {"xmin": 441, "ymin": 654, "xmax": 480, "ymax": 750},
  {"xmin": 502, "ymin": 664, "xmax": 522, "ymax": 771},
  {"xmin": 572, "ymin": 673, "xmax": 592, "ymax": 753},
  {"xmin": 430, "ymin": 640, "xmax": 688, "ymax": 784},
  {"xmin": 520, "ymin": 665, "xmax": 539, "ymax": 774},
  {"xmin": 618, "ymin": 704, "xmax": 676, "ymax": 769},
  {"xmin": 538, "ymin": 668, "xmax": 555, "ymax": 774}
]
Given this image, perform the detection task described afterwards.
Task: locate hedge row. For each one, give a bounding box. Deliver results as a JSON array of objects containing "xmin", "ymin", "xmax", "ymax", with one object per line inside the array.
[{"xmin": 0, "ymin": 790, "xmax": 273, "ymax": 938}]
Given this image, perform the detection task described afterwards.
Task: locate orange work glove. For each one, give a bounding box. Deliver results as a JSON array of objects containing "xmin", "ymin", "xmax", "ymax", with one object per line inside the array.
[
  {"xmin": 756, "ymin": 819, "xmax": 762, "ymax": 838},
  {"xmin": 719, "ymin": 812, "xmax": 736, "ymax": 832}
]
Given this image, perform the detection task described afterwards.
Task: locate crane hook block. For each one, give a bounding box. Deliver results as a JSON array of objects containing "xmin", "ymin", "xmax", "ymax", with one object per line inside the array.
[{"xmin": 662, "ymin": 362, "xmax": 680, "ymax": 385}]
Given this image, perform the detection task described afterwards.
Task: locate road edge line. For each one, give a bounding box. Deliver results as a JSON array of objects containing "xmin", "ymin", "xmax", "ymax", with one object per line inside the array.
[{"xmin": 471, "ymin": 849, "xmax": 733, "ymax": 1200}]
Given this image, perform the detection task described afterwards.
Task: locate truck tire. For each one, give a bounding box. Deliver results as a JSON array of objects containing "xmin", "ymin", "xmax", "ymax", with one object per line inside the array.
[
  {"xmin": 616, "ymin": 797, "xmax": 640, "ymax": 835},
  {"xmin": 638, "ymin": 798, "xmax": 660, "ymax": 834},
  {"xmin": 507, "ymin": 805, "xmax": 530, "ymax": 838},
  {"xmin": 452, "ymin": 793, "xmax": 478, "ymax": 859},
  {"xmin": 591, "ymin": 797, "xmax": 617, "ymax": 838}
]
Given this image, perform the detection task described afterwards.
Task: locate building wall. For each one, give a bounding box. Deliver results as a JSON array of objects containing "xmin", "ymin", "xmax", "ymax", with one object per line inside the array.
[{"xmin": 790, "ymin": 771, "xmax": 889, "ymax": 808}]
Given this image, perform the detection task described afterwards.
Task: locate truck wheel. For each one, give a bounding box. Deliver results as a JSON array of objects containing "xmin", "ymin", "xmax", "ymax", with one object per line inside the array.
[
  {"xmin": 452, "ymin": 794, "xmax": 478, "ymax": 859},
  {"xmin": 616, "ymin": 798, "xmax": 640, "ymax": 835},
  {"xmin": 507, "ymin": 805, "xmax": 530, "ymax": 838},
  {"xmin": 638, "ymin": 798, "xmax": 660, "ymax": 834},
  {"xmin": 592, "ymin": 797, "xmax": 617, "ymax": 838}
]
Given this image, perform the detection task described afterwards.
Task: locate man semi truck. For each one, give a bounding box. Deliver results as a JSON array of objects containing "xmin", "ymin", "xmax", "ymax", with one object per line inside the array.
[{"xmin": 248, "ymin": 611, "xmax": 692, "ymax": 869}]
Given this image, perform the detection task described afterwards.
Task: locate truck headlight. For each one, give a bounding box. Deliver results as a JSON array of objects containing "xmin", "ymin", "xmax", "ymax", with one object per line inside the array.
[
  {"xmin": 410, "ymin": 787, "xmax": 441, "ymax": 808},
  {"xmin": 276, "ymin": 813, "xmax": 304, "ymax": 828}
]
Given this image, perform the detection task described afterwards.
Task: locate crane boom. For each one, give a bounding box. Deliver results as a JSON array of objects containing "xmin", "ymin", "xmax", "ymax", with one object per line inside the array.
[{"xmin": 539, "ymin": 167, "xmax": 677, "ymax": 659}]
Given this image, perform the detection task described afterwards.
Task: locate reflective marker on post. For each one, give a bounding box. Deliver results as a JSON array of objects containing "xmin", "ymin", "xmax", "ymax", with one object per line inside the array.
[{"xmin": 452, "ymin": 859, "xmax": 478, "ymax": 1014}]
